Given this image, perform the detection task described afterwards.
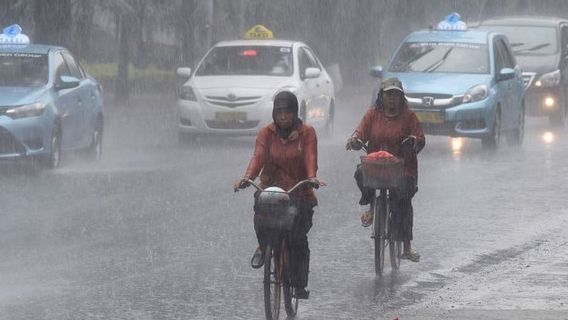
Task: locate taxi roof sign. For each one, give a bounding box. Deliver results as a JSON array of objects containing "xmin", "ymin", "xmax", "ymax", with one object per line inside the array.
[
  {"xmin": 437, "ymin": 12, "xmax": 467, "ymax": 31},
  {"xmin": 244, "ymin": 25, "xmax": 274, "ymax": 40},
  {"xmin": 0, "ymin": 24, "xmax": 30, "ymax": 44}
]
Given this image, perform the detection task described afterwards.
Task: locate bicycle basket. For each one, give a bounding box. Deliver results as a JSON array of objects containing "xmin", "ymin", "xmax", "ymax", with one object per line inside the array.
[
  {"xmin": 360, "ymin": 155, "xmax": 404, "ymax": 188},
  {"xmin": 255, "ymin": 188, "xmax": 296, "ymax": 231}
]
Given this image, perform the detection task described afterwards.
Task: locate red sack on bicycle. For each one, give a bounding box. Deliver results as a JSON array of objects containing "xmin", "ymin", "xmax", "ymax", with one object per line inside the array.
[{"xmin": 366, "ymin": 150, "xmax": 398, "ymax": 162}]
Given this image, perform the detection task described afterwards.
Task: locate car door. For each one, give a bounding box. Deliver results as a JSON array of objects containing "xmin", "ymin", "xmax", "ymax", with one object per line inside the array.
[
  {"xmin": 495, "ymin": 37, "xmax": 522, "ymax": 130},
  {"xmin": 559, "ymin": 24, "xmax": 568, "ymax": 96},
  {"xmin": 51, "ymin": 51, "xmax": 81, "ymax": 150},
  {"xmin": 297, "ymin": 46, "xmax": 327, "ymax": 123},
  {"xmin": 305, "ymin": 46, "xmax": 333, "ymax": 107},
  {"xmin": 61, "ymin": 50, "xmax": 93, "ymax": 148},
  {"xmin": 500, "ymin": 37, "xmax": 524, "ymax": 129},
  {"xmin": 492, "ymin": 37, "xmax": 511, "ymax": 130}
]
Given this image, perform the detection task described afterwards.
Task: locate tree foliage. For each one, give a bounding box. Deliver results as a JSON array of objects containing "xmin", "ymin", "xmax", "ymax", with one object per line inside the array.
[{"xmin": 2, "ymin": 0, "xmax": 568, "ymax": 97}]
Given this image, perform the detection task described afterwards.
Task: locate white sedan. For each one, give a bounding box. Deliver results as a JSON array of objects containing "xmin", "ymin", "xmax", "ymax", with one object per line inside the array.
[{"xmin": 176, "ymin": 39, "xmax": 335, "ymax": 141}]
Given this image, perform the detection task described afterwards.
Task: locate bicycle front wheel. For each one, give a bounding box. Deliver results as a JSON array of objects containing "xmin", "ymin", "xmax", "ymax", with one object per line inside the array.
[
  {"xmin": 388, "ymin": 197, "xmax": 402, "ymax": 271},
  {"xmin": 374, "ymin": 191, "xmax": 387, "ymax": 276},
  {"xmin": 264, "ymin": 243, "xmax": 282, "ymax": 320}
]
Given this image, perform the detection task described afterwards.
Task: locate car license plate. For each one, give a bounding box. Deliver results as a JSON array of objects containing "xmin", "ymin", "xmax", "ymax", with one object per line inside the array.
[
  {"xmin": 215, "ymin": 111, "xmax": 247, "ymax": 122},
  {"xmin": 416, "ymin": 111, "xmax": 443, "ymax": 124}
]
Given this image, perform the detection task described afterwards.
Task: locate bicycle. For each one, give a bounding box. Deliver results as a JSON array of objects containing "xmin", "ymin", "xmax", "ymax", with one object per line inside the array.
[
  {"xmin": 242, "ymin": 178, "xmax": 318, "ymax": 320},
  {"xmin": 353, "ymin": 139, "xmax": 406, "ymax": 277}
]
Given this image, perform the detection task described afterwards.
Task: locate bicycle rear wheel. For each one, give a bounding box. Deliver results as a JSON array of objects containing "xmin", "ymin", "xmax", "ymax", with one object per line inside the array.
[
  {"xmin": 282, "ymin": 242, "xmax": 299, "ymax": 317},
  {"xmin": 389, "ymin": 240, "xmax": 402, "ymax": 271},
  {"xmin": 264, "ymin": 243, "xmax": 282, "ymax": 320},
  {"xmin": 374, "ymin": 191, "xmax": 387, "ymax": 276}
]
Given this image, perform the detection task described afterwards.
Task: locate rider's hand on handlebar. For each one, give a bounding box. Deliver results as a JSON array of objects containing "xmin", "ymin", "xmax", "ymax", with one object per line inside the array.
[
  {"xmin": 346, "ymin": 136, "xmax": 363, "ymax": 151},
  {"xmin": 401, "ymin": 135, "xmax": 417, "ymax": 150},
  {"xmin": 308, "ymin": 177, "xmax": 327, "ymax": 189},
  {"xmin": 233, "ymin": 177, "xmax": 251, "ymax": 192}
]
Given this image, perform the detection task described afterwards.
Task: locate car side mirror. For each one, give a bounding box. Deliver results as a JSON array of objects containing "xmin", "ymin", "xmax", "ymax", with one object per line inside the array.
[
  {"xmin": 55, "ymin": 75, "xmax": 80, "ymax": 90},
  {"xmin": 498, "ymin": 68, "xmax": 515, "ymax": 81},
  {"xmin": 370, "ymin": 65, "xmax": 383, "ymax": 78},
  {"xmin": 304, "ymin": 67, "xmax": 321, "ymax": 79},
  {"xmin": 176, "ymin": 67, "xmax": 192, "ymax": 78}
]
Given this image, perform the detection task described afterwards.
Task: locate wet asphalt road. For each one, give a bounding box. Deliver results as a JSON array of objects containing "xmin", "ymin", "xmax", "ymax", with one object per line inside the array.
[{"xmin": 1, "ymin": 88, "xmax": 568, "ymax": 320}]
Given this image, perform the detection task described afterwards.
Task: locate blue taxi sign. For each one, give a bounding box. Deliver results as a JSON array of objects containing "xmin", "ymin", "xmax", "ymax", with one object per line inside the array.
[
  {"xmin": 0, "ymin": 24, "xmax": 30, "ymax": 44},
  {"xmin": 437, "ymin": 12, "xmax": 467, "ymax": 31}
]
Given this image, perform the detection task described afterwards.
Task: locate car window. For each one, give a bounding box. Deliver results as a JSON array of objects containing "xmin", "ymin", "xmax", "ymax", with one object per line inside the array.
[
  {"xmin": 53, "ymin": 52, "xmax": 71, "ymax": 81},
  {"xmin": 0, "ymin": 52, "xmax": 48, "ymax": 87},
  {"xmin": 195, "ymin": 46, "xmax": 293, "ymax": 76},
  {"xmin": 562, "ymin": 25, "xmax": 568, "ymax": 55},
  {"xmin": 493, "ymin": 40, "xmax": 505, "ymax": 74},
  {"xmin": 496, "ymin": 38, "xmax": 515, "ymax": 69},
  {"xmin": 61, "ymin": 51, "xmax": 84, "ymax": 79},
  {"xmin": 478, "ymin": 25, "xmax": 558, "ymax": 55},
  {"xmin": 302, "ymin": 47, "xmax": 321, "ymax": 70},
  {"xmin": 389, "ymin": 42, "xmax": 489, "ymax": 74}
]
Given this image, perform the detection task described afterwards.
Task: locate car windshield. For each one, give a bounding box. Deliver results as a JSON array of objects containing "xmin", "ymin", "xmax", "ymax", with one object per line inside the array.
[
  {"xmin": 196, "ymin": 46, "xmax": 293, "ymax": 76},
  {"xmin": 0, "ymin": 52, "xmax": 48, "ymax": 87},
  {"xmin": 478, "ymin": 25, "xmax": 557, "ymax": 55},
  {"xmin": 389, "ymin": 42, "xmax": 489, "ymax": 74}
]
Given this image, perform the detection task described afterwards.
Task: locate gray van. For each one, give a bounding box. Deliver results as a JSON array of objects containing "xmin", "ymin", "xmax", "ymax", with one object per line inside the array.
[{"xmin": 479, "ymin": 16, "xmax": 568, "ymax": 125}]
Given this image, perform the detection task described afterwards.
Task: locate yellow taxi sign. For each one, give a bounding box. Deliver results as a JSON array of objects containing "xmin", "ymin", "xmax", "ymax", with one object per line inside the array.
[{"xmin": 244, "ymin": 25, "xmax": 274, "ymax": 40}]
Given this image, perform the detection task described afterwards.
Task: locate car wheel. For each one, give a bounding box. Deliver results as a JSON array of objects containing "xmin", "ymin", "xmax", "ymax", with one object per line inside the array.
[
  {"xmin": 42, "ymin": 127, "xmax": 61, "ymax": 169},
  {"xmin": 549, "ymin": 87, "xmax": 567, "ymax": 127},
  {"xmin": 87, "ymin": 117, "xmax": 103, "ymax": 161},
  {"xmin": 323, "ymin": 101, "xmax": 335, "ymax": 138},
  {"xmin": 299, "ymin": 102, "xmax": 307, "ymax": 122},
  {"xmin": 482, "ymin": 109, "xmax": 501, "ymax": 151},
  {"xmin": 178, "ymin": 131, "xmax": 197, "ymax": 145},
  {"xmin": 506, "ymin": 105, "xmax": 524, "ymax": 146}
]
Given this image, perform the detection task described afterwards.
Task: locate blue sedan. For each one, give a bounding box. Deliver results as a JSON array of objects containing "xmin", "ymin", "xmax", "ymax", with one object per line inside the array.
[
  {"xmin": 371, "ymin": 18, "xmax": 525, "ymax": 150},
  {"xmin": 0, "ymin": 36, "xmax": 103, "ymax": 168}
]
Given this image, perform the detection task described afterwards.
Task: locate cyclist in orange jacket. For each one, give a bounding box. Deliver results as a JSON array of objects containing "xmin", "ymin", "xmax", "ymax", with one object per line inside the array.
[
  {"xmin": 235, "ymin": 91, "xmax": 324, "ymax": 299},
  {"xmin": 346, "ymin": 77, "xmax": 425, "ymax": 262}
]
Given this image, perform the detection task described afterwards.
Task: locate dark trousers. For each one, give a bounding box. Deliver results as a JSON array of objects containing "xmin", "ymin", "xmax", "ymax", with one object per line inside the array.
[
  {"xmin": 354, "ymin": 165, "xmax": 416, "ymax": 241},
  {"xmin": 254, "ymin": 199, "xmax": 314, "ymax": 288}
]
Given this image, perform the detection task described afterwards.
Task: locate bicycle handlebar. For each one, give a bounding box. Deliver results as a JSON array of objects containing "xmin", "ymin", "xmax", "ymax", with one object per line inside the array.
[{"xmin": 245, "ymin": 178, "xmax": 318, "ymax": 193}]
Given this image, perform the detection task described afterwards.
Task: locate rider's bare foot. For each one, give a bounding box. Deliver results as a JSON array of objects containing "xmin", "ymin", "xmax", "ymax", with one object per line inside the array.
[{"xmin": 361, "ymin": 210, "xmax": 373, "ymax": 227}]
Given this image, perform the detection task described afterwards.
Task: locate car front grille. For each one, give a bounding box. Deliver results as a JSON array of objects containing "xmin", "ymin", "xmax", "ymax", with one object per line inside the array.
[
  {"xmin": 204, "ymin": 95, "xmax": 263, "ymax": 108},
  {"xmin": 407, "ymin": 95, "xmax": 463, "ymax": 109},
  {"xmin": 205, "ymin": 120, "xmax": 260, "ymax": 129},
  {"xmin": 406, "ymin": 93, "xmax": 453, "ymax": 99},
  {"xmin": 0, "ymin": 126, "xmax": 25, "ymax": 155},
  {"xmin": 522, "ymin": 72, "xmax": 536, "ymax": 90}
]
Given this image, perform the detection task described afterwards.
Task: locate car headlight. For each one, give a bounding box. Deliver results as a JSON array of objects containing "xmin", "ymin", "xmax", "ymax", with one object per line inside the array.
[
  {"xmin": 535, "ymin": 69, "xmax": 561, "ymax": 87},
  {"xmin": 6, "ymin": 102, "xmax": 46, "ymax": 119},
  {"xmin": 179, "ymin": 86, "xmax": 197, "ymax": 101},
  {"xmin": 463, "ymin": 84, "xmax": 488, "ymax": 104}
]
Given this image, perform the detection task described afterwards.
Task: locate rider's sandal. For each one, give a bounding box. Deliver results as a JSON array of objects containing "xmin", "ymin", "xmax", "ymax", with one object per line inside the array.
[
  {"xmin": 361, "ymin": 210, "xmax": 373, "ymax": 227},
  {"xmin": 401, "ymin": 249, "xmax": 420, "ymax": 262},
  {"xmin": 250, "ymin": 247, "xmax": 265, "ymax": 269}
]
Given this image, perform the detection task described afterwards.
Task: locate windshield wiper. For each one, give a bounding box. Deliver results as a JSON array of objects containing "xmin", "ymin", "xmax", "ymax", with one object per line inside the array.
[
  {"xmin": 515, "ymin": 42, "xmax": 551, "ymax": 53},
  {"xmin": 393, "ymin": 47, "xmax": 435, "ymax": 72},
  {"xmin": 509, "ymin": 42, "xmax": 525, "ymax": 47},
  {"xmin": 423, "ymin": 47, "xmax": 454, "ymax": 73}
]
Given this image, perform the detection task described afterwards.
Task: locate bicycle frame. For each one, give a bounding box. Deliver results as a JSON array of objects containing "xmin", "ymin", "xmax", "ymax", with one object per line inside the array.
[
  {"xmin": 371, "ymin": 187, "xmax": 402, "ymax": 276},
  {"xmin": 354, "ymin": 138, "xmax": 402, "ymax": 276},
  {"xmin": 244, "ymin": 179, "xmax": 314, "ymax": 319}
]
